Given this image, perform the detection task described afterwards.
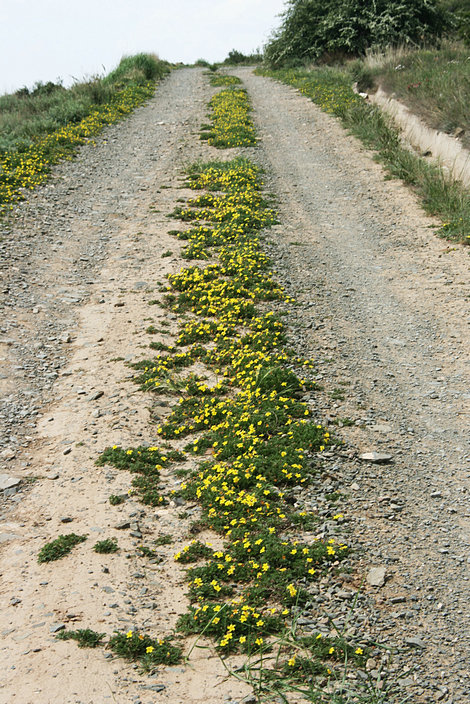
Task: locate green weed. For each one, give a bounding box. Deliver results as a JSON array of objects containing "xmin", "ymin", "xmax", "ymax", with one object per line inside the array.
[
  {"xmin": 56, "ymin": 628, "xmax": 105, "ymax": 648},
  {"xmin": 93, "ymin": 538, "xmax": 119, "ymax": 554},
  {"xmin": 38, "ymin": 534, "xmax": 87, "ymax": 563}
]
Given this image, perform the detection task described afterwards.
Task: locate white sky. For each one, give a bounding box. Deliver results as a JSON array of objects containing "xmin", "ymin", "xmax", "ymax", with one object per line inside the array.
[{"xmin": 0, "ymin": 0, "xmax": 286, "ymax": 94}]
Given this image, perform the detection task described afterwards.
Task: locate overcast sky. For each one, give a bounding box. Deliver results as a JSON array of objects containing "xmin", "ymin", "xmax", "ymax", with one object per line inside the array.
[{"xmin": 0, "ymin": 0, "xmax": 286, "ymax": 94}]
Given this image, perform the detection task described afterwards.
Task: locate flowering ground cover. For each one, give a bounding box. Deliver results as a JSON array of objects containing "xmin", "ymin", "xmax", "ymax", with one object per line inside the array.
[
  {"xmin": 54, "ymin": 74, "xmax": 402, "ymax": 700},
  {"xmin": 200, "ymin": 87, "xmax": 256, "ymax": 148},
  {"xmin": 0, "ymin": 82, "xmax": 156, "ymax": 213}
]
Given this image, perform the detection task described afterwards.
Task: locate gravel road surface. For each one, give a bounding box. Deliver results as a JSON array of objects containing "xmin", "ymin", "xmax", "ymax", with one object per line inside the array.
[{"xmin": 0, "ymin": 66, "xmax": 468, "ymax": 703}]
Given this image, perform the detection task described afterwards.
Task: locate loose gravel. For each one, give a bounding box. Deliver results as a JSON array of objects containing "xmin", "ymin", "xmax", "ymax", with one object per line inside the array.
[{"xmin": 238, "ymin": 67, "xmax": 470, "ymax": 703}]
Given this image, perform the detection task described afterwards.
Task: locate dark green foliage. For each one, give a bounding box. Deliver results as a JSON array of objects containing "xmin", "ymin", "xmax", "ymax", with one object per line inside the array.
[
  {"xmin": 56, "ymin": 628, "xmax": 105, "ymax": 648},
  {"xmin": 440, "ymin": 0, "xmax": 470, "ymax": 42},
  {"xmin": 108, "ymin": 631, "xmax": 182, "ymax": 668},
  {"xmin": 38, "ymin": 534, "xmax": 87, "ymax": 563},
  {"xmin": 93, "ymin": 538, "xmax": 119, "ymax": 553},
  {"xmin": 224, "ymin": 49, "xmax": 263, "ymax": 65},
  {"xmin": 109, "ymin": 494, "xmax": 126, "ymax": 505},
  {"xmin": 264, "ymin": 0, "xmax": 451, "ymax": 66}
]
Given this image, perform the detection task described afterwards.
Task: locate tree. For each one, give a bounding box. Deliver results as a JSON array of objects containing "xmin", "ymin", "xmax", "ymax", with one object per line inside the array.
[{"xmin": 264, "ymin": 0, "xmax": 451, "ymax": 66}]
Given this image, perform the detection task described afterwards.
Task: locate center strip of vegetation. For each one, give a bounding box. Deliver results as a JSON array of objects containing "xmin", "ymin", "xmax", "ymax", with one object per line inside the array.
[
  {"xmin": 200, "ymin": 77, "xmax": 256, "ymax": 148},
  {"xmin": 53, "ymin": 76, "xmax": 404, "ymax": 700}
]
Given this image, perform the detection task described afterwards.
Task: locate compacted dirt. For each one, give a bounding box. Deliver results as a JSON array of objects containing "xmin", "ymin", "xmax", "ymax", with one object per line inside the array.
[{"xmin": 0, "ymin": 67, "xmax": 468, "ymax": 703}]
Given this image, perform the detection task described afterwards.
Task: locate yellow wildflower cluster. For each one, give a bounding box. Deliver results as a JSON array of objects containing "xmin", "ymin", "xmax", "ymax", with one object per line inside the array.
[
  {"xmin": 202, "ymin": 88, "xmax": 256, "ymax": 148},
  {"xmin": 0, "ymin": 82, "xmax": 155, "ymax": 211}
]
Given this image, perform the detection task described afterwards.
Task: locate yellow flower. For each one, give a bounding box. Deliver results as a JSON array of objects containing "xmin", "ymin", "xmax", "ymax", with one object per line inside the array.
[
  {"xmin": 126, "ymin": 630, "xmax": 133, "ymax": 639},
  {"xmin": 355, "ymin": 647, "xmax": 364, "ymax": 655},
  {"xmin": 146, "ymin": 646, "xmax": 154, "ymax": 654},
  {"xmin": 287, "ymin": 583, "xmax": 297, "ymax": 598}
]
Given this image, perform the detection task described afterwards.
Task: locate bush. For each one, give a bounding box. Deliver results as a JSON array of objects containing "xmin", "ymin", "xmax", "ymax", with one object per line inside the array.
[
  {"xmin": 224, "ymin": 49, "xmax": 263, "ymax": 65},
  {"xmin": 264, "ymin": 0, "xmax": 451, "ymax": 67}
]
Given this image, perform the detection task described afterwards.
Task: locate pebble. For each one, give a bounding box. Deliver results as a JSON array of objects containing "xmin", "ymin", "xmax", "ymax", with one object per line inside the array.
[
  {"xmin": 0, "ymin": 475, "xmax": 21, "ymax": 491},
  {"xmin": 367, "ymin": 566, "xmax": 387, "ymax": 587},
  {"xmin": 115, "ymin": 521, "xmax": 131, "ymax": 530},
  {"xmin": 405, "ymin": 637, "xmax": 426, "ymax": 649},
  {"xmin": 49, "ymin": 623, "xmax": 66, "ymax": 634},
  {"xmin": 359, "ymin": 452, "xmax": 393, "ymax": 463}
]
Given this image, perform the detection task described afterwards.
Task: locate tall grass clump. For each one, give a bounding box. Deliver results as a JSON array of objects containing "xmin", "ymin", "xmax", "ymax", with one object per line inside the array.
[{"xmin": 103, "ymin": 53, "xmax": 169, "ymax": 86}]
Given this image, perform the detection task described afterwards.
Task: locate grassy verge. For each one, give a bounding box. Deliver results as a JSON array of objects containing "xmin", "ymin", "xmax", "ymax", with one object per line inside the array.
[
  {"xmin": 257, "ymin": 65, "xmax": 470, "ymax": 243},
  {"xmin": 350, "ymin": 41, "xmax": 470, "ymax": 149},
  {"xmin": 0, "ymin": 53, "xmax": 170, "ymax": 213}
]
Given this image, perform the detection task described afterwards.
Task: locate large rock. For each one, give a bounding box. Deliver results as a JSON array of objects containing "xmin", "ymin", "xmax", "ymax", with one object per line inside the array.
[{"xmin": 0, "ymin": 475, "xmax": 21, "ymax": 491}]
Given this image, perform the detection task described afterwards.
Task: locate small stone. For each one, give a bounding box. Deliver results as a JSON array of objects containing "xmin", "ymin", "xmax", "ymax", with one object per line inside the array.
[
  {"xmin": 404, "ymin": 637, "xmax": 426, "ymax": 649},
  {"xmin": 89, "ymin": 390, "xmax": 104, "ymax": 401},
  {"xmin": 63, "ymin": 447, "xmax": 72, "ymax": 456},
  {"xmin": 60, "ymin": 517, "xmax": 73, "ymax": 523},
  {"xmin": 115, "ymin": 521, "xmax": 131, "ymax": 530},
  {"xmin": 367, "ymin": 566, "xmax": 387, "ymax": 587},
  {"xmin": 60, "ymin": 333, "xmax": 72, "ymax": 343},
  {"xmin": 351, "ymin": 482, "xmax": 360, "ymax": 491},
  {"xmin": 10, "ymin": 597, "xmax": 21, "ymax": 606},
  {"xmin": 102, "ymin": 586, "xmax": 115, "ymax": 594},
  {"xmin": 49, "ymin": 623, "xmax": 66, "ymax": 634},
  {"xmin": 359, "ymin": 452, "xmax": 393, "ymax": 463},
  {"xmin": 114, "ymin": 302, "xmax": 125, "ymax": 307},
  {"xmin": 390, "ymin": 596, "xmax": 406, "ymax": 604},
  {"xmin": 241, "ymin": 696, "xmax": 257, "ymax": 704}
]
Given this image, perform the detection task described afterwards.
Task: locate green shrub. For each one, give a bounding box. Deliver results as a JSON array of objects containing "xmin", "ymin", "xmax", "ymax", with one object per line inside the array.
[
  {"xmin": 93, "ymin": 538, "xmax": 119, "ymax": 554},
  {"xmin": 264, "ymin": 0, "xmax": 451, "ymax": 66},
  {"xmin": 56, "ymin": 628, "xmax": 105, "ymax": 648}
]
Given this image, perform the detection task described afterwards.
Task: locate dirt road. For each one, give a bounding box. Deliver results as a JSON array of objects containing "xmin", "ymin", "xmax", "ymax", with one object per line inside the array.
[{"xmin": 0, "ymin": 66, "xmax": 468, "ymax": 703}]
